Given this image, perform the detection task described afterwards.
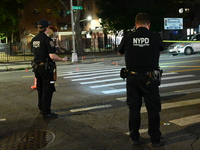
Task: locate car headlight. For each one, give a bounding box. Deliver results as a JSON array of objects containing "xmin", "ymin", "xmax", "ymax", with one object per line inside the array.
[{"xmin": 176, "ymin": 44, "xmax": 185, "ymax": 48}]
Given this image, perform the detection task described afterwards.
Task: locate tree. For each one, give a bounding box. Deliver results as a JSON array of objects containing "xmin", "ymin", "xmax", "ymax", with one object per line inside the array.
[
  {"xmin": 74, "ymin": 0, "xmax": 85, "ymax": 56},
  {"xmin": 95, "ymin": 0, "xmax": 188, "ymax": 33},
  {"xmin": 0, "ymin": 0, "xmax": 29, "ymax": 42},
  {"xmin": 55, "ymin": 0, "xmax": 85, "ymax": 56},
  {"xmin": 0, "ymin": 33, "xmax": 6, "ymax": 43}
]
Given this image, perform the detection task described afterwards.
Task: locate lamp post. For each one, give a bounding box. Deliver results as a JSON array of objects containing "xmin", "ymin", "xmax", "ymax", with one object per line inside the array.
[
  {"xmin": 80, "ymin": 16, "xmax": 92, "ymax": 22},
  {"xmin": 70, "ymin": 0, "xmax": 77, "ymax": 62}
]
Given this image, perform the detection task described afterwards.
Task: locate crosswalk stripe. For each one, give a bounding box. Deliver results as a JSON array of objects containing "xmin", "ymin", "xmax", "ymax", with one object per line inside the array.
[
  {"xmin": 116, "ymin": 88, "xmax": 200, "ymax": 102},
  {"xmin": 103, "ymin": 80, "xmax": 200, "ymax": 94},
  {"xmin": 124, "ymin": 105, "xmax": 197, "ymax": 131},
  {"xmin": 63, "ymin": 72, "xmax": 177, "ymax": 82},
  {"xmin": 162, "ymin": 74, "xmax": 194, "ymax": 80},
  {"xmin": 64, "ymin": 70, "xmax": 120, "ymax": 78},
  {"xmin": 58, "ymin": 66, "xmax": 120, "ymax": 73},
  {"xmin": 90, "ymin": 81, "xmax": 125, "ymax": 88},
  {"xmin": 170, "ymin": 114, "xmax": 200, "ymax": 126},
  {"xmin": 59, "ymin": 65, "xmax": 200, "ymax": 130},
  {"xmin": 0, "ymin": 118, "xmax": 6, "ymax": 122},
  {"xmin": 103, "ymin": 89, "xmax": 126, "ymax": 94},
  {"xmin": 90, "ymin": 75, "xmax": 195, "ymax": 88},
  {"xmin": 70, "ymin": 104, "xmax": 112, "ymax": 113},
  {"xmin": 141, "ymin": 98, "xmax": 200, "ymax": 113},
  {"xmin": 58, "ymin": 68, "xmax": 120, "ymax": 76},
  {"xmin": 127, "ymin": 98, "xmax": 200, "ymax": 130},
  {"xmin": 161, "ymin": 88, "xmax": 200, "ymax": 96},
  {"xmin": 71, "ymin": 74, "xmax": 119, "ymax": 81},
  {"xmin": 161, "ymin": 72, "xmax": 178, "ymax": 75},
  {"xmin": 160, "ymin": 80, "xmax": 200, "ymax": 88},
  {"xmin": 58, "ymin": 68, "xmax": 176, "ymax": 77},
  {"xmin": 80, "ymin": 78, "xmax": 122, "ymax": 85}
]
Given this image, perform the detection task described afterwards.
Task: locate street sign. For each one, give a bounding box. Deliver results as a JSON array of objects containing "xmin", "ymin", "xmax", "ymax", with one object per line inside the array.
[
  {"xmin": 72, "ymin": 6, "xmax": 83, "ymax": 10},
  {"xmin": 66, "ymin": 10, "xmax": 71, "ymax": 15}
]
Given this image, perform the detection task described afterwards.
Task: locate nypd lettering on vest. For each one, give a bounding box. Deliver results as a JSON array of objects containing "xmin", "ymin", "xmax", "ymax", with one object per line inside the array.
[{"xmin": 133, "ymin": 38, "xmax": 149, "ymax": 47}]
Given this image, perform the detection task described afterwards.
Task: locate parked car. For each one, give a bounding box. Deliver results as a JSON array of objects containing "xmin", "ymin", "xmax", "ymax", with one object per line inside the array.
[{"xmin": 168, "ymin": 33, "xmax": 200, "ymax": 55}]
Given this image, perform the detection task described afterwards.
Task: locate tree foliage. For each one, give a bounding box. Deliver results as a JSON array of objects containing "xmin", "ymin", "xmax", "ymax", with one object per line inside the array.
[
  {"xmin": 95, "ymin": 0, "xmax": 200, "ymax": 33},
  {"xmin": 0, "ymin": 0, "xmax": 29, "ymax": 42}
]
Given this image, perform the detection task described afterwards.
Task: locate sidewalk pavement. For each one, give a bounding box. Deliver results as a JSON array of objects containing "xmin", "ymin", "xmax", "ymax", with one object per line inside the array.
[{"xmin": 0, "ymin": 53, "xmax": 125, "ymax": 72}]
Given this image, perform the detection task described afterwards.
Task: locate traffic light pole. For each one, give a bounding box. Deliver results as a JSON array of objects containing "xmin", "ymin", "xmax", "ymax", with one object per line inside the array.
[{"xmin": 70, "ymin": 0, "xmax": 78, "ymax": 62}]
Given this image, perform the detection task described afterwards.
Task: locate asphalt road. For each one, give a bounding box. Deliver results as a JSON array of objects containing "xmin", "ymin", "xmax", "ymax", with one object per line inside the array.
[{"xmin": 0, "ymin": 52, "xmax": 200, "ymax": 150}]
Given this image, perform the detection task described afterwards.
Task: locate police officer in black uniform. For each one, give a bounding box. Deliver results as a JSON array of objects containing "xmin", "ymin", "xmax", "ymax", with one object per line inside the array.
[
  {"xmin": 118, "ymin": 13, "xmax": 165, "ymax": 147},
  {"xmin": 31, "ymin": 19, "xmax": 67, "ymax": 119}
]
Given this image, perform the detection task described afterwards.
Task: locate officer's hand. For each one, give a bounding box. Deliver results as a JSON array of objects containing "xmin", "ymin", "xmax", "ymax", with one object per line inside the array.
[{"xmin": 62, "ymin": 56, "xmax": 68, "ymax": 62}]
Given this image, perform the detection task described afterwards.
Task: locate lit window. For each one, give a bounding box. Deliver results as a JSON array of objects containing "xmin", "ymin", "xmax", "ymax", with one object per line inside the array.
[
  {"xmin": 185, "ymin": 8, "xmax": 190, "ymax": 13},
  {"xmin": 46, "ymin": 9, "xmax": 51, "ymax": 14}
]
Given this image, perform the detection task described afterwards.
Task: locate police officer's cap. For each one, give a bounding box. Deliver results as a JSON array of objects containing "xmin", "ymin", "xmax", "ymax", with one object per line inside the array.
[{"xmin": 37, "ymin": 19, "xmax": 51, "ymax": 29}]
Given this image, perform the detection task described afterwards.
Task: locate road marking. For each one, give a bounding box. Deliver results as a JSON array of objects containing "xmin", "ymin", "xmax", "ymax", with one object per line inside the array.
[
  {"xmin": 125, "ymin": 114, "xmax": 200, "ymax": 135},
  {"xmin": 125, "ymin": 99, "xmax": 200, "ymax": 134},
  {"xmin": 22, "ymin": 75, "xmax": 34, "ymax": 78},
  {"xmin": 161, "ymin": 66, "xmax": 200, "ymax": 68},
  {"xmin": 103, "ymin": 80, "xmax": 200, "ymax": 94},
  {"xmin": 80, "ymin": 78, "xmax": 122, "ymax": 85},
  {"xmin": 125, "ymin": 129, "xmax": 148, "ymax": 135},
  {"xmin": 168, "ymin": 68, "xmax": 200, "ymax": 73},
  {"xmin": 103, "ymin": 89, "xmax": 126, "ymax": 94},
  {"xmin": 161, "ymin": 88, "xmax": 200, "ymax": 97},
  {"xmin": 160, "ymin": 59, "xmax": 200, "ymax": 65},
  {"xmin": 170, "ymin": 114, "xmax": 200, "ymax": 126},
  {"xmin": 64, "ymin": 70, "xmax": 120, "ymax": 78},
  {"xmin": 70, "ymin": 104, "xmax": 112, "ymax": 113},
  {"xmin": 58, "ymin": 68, "xmax": 120, "ymax": 76},
  {"xmin": 160, "ymin": 80, "xmax": 200, "ymax": 88},
  {"xmin": 141, "ymin": 98, "xmax": 200, "ymax": 113},
  {"xmin": 71, "ymin": 74, "xmax": 119, "ymax": 81},
  {"xmin": 116, "ymin": 88, "xmax": 200, "ymax": 102},
  {"xmin": 58, "ymin": 66, "xmax": 120, "ymax": 73},
  {"xmin": 0, "ymin": 118, "xmax": 6, "ymax": 122},
  {"xmin": 80, "ymin": 73, "xmax": 177, "ymax": 85},
  {"xmin": 162, "ymin": 75, "xmax": 194, "ymax": 80},
  {"xmin": 90, "ymin": 81, "xmax": 125, "ymax": 88},
  {"xmin": 69, "ymin": 99, "xmax": 200, "ymax": 115},
  {"xmin": 116, "ymin": 97, "xmax": 127, "ymax": 101},
  {"xmin": 90, "ymin": 75, "xmax": 194, "ymax": 88}
]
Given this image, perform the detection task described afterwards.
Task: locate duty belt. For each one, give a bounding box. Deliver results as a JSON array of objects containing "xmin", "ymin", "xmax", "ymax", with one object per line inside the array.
[
  {"xmin": 38, "ymin": 62, "xmax": 45, "ymax": 66},
  {"xmin": 130, "ymin": 71, "xmax": 150, "ymax": 75}
]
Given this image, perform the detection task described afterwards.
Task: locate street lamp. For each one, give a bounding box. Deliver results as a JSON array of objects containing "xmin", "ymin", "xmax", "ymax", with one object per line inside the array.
[{"xmin": 80, "ymin": 16, "xmax": 92, "ymax": 22}]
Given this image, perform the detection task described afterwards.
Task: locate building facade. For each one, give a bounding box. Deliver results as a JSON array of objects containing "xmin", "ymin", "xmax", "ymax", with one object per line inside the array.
[{"xmin": 18, "ymin": 0, "xmax": 105, "ymax": 53}]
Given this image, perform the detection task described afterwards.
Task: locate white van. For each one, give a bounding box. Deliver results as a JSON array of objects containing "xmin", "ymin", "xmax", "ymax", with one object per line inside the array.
[{"xmin": 168, "ymin": 33, "xmax": 200, "ymax": 55}]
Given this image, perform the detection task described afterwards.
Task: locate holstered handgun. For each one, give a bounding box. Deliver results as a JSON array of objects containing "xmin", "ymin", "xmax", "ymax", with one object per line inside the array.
[
  {"xmin": 146, "ymin": 68, "xmax": 163, "ymax": 86},
  {"xmin": 120, "ymin": 68, "xmax": 128, "ymax": 80},
  {"xmin": 157, "ymin": 68, "xmax": 163, "ymax": 86}
]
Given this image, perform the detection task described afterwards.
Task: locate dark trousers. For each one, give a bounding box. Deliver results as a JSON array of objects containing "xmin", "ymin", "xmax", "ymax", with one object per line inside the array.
[
  {"xmin": 126, "ymin": 73, "xmax": 161, "ymax": 143},
  {"xmin": 34, "ymin": 65, "xmax": 55, "ymax": 115}
]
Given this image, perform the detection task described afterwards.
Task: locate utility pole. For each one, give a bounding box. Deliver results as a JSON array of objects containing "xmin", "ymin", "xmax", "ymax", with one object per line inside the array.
[{"xmin": 70, "ymin": 0, "xmax": 78, "ymax": 62}]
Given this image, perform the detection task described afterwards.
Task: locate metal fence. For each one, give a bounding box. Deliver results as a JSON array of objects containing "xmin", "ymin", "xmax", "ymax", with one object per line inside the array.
[
  {"xmin": 0, "ymin": 41, "xmax": 116, "ymax": 62},
  {"xmin": 0, "ymin": 43, "xmax": 33, "ymax": 62}
]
